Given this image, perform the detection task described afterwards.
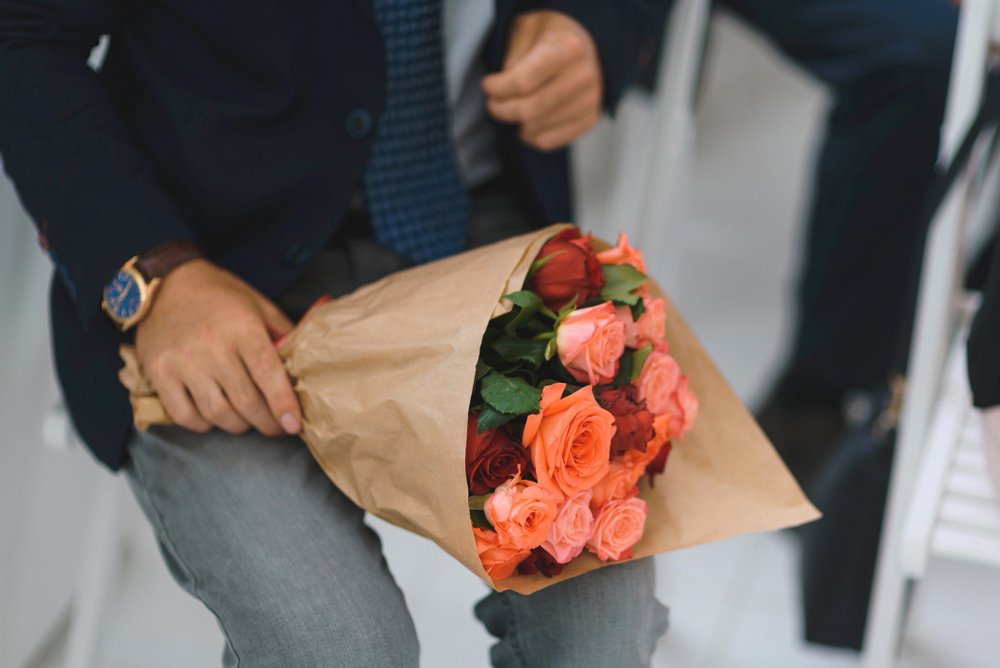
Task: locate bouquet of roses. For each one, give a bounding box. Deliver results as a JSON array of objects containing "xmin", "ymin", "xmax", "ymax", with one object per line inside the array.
[
  {"xmin": 466, "ymin": 229, "xmax": 697, "ymax": 580},
  {"xmin": 120, "ymin": 224, "xmax": 818, "ymax": 594}
]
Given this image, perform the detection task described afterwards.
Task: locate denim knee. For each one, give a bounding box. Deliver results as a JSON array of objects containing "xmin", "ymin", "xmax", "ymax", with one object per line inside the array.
[
  {"xmin": 229, "ymin": 597, "xmax": 420, "ymax": 668},
  {"xmin": 475, "ymin": 557, "xmax": 668, "ymax": 668}
]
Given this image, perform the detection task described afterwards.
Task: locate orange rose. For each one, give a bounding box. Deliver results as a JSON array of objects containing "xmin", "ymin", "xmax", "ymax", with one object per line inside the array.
[
  {"xmin": 588, "ymin": 460, "xmax": 640, "ymax": 512},
  {"xmin": 541, "ymin": 490, "xmax": 595, "ymax": 564},
  {"xmin": 621, "ymin": 413, "xmax": 673, "ymax": 483},
  {"xmin": 587, "ymin": 497, "xmax": 648, "ymax": 562},
  {"xmin": 665, "ymin": 376, "xmax": 699, "ymax": 439},
  {"xmin": 484, "ymin": 474, "xmax": 560, "ymax": 550},
  {"xmin": 522, "ymin": 383, "xmax": 615, "ymax": 500},
  {"xmin": 474, "ymin": 527, "xmax": 531, "ymax": 580},
  {"xmin": 556, "ymin": 302, "xmax": 626, "ymax": 384},
  {"xmin": 636, "ymin": 351, "xmax": 681, "ymax": 416},
  {"xmin": 596, "ymin": 232, "xmax": 647, "ymax": 274}
]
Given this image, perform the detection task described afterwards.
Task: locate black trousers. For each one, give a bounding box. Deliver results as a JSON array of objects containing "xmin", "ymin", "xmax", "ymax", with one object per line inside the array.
[
  {"xmin": 723, "ymin": 0, "xmax": 959, "ymax": 397},
  {"xmin": 970, "ymin": 235, "xmax": 1000, "ymax": 409}
]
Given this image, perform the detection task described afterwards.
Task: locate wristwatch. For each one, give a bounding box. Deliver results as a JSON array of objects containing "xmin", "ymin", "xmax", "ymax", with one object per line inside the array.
[{"xmin": 102, "ymin": 240, "xmax": 203, "ymax": 331}]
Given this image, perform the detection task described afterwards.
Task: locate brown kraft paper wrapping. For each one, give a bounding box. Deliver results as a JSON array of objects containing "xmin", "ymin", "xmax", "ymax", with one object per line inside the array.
[{"xmin": 119, "ymin": 224, "xmax": 820, "ymax": 595}]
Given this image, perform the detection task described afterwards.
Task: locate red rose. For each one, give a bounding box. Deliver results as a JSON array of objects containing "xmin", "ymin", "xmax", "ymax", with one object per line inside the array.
[
  {"xmin": 517, "ymin": 546, "xmax": 567, "ymax": 577},
  {"xmin": 529, "ymin": 228, "xmax": 605, "ymax": 311},
  {"xmin": 595, "ymin": 385, "xmax": 655, "ymax": 458},
  {"xmin": 466, "ymin": 416, "xmax": 532, "ymax": 495}
]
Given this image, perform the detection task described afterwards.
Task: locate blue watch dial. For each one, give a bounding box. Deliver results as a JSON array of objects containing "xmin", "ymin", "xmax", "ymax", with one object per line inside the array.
[{"xmin": 104, "ymin": 270, "xmax": 143, "ymax": 321}]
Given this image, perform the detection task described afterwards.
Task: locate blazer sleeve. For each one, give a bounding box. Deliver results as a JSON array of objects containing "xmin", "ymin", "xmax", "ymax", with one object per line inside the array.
[
  {"xmin": 509, "ymin": 0, "xmax": 641, "ymax": 112},
  {"xmin": 0, "ymin": 0, "xmax": 196, "ymax": 329}
]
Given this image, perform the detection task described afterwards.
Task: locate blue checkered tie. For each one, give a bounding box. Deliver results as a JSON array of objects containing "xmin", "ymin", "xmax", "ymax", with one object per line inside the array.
[{"xmin": 364, "ymin": 0, "xmax": 471, "ymax": 263}]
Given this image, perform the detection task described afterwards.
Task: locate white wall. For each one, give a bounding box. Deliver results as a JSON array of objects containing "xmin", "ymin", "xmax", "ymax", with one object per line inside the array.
[{"xmin": 0, "ymin": 167, "xmax": 106, "ymax": 666}]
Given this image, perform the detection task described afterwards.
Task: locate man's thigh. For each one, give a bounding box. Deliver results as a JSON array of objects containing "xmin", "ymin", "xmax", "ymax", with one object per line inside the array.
[{"xmin": 125, "ymin": 426, "xmax": 419, "ymax": 667}]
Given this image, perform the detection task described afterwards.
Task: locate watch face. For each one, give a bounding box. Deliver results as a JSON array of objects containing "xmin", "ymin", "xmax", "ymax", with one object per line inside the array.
[{"xmin": 104, "ymin": 269, "xmax": 143, "ymax": 322}]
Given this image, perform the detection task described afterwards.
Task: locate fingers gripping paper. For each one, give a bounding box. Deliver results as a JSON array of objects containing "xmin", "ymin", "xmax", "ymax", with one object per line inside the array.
[{"xmin": 120, "ymin": 225, "xmax": 818, "ymax": 595}]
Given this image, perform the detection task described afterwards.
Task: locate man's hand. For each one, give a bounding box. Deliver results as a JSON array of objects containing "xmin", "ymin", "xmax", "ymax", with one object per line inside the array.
[
  {"xmin": 483, "ymin": 11, "xmax": 603, "ymax": 152},
  {"xmin": 135, "ymin": 259, "xmax": 302, "ymax": 437}
]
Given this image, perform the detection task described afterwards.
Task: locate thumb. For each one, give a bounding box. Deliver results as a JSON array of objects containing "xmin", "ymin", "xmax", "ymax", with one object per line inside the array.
[{"xmin": 503, "ymin": 14, "xmax": 542, "ymax": 70}]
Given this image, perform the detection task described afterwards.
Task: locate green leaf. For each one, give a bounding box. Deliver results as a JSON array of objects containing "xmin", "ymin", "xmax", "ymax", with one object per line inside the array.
[
  {"xmin": 601, "ymin": 264, "xmax": 649, "ymax": 305},
  {"xmin": 612, "ymin": 352, "xmax": 634, "ymax": 387},
  {"xmin": 630, "ymin": 344, "xmax": 654, "ymax": 381},
  {"xmin": 470, "ymin": 508, "xmax": 493, "ymax": 530},
  {"xmin": 475, "ymin": 361, "xmax": 493, "ymax": 382},
  {"xmin": 503, "ymin": 291, "xmax": 545, "ymax": 336},
  {"xmin": 477, "ymin": 405, "xmax": 519, "ymax": 433},
  {"xmin": 469, "ymin": 494, "xmax": 491, "ymax": 511},
  {"xmin": 491, "ymin": 336, "xmax": 548, "ymax": 368},
  {"xmin": 481, "ymin": 372, "xmax": 542, "ymax": 415},
  {"xmin": 629, "ymin": 297, "xmax": 646, "ymax": 321}
]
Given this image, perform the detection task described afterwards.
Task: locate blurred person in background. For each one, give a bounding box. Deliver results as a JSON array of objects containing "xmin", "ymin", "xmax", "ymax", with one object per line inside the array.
[
  {"xmin": 711, "ymin": 0, "xmax": 961, "ymax": 485},
  {"xmin": 0, "ymin": 1, "xmax": 671, "ymax": 666}
]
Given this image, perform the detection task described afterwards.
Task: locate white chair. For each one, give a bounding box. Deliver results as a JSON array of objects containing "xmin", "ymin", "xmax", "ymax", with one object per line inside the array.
[
  {"xmin": 578, "ymin": 0, "xmax": 711, "ymax": 288},
  {"xmin": 43, "ymin": 403, "xmax": 129, "ymax": 668},
  {"xmin": 863, "ymin": 1, "xmax": 1000, "ymax": 665}
]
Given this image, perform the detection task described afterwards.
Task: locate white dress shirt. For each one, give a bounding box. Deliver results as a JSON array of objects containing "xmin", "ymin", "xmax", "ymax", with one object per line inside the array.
[{"xmin": 443, "ymin": 0, "xmax": 503, "ymax": 188}]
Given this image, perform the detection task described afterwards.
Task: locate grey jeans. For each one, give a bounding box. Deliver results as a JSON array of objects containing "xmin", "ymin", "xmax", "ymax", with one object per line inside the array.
[{"xmin": 124, "ymin": 186, "xmax": 669, "ymax": 667}]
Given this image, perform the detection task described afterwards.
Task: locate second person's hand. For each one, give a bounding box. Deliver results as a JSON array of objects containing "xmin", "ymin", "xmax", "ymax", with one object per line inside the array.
[{"xmin": 482, "ymin": 11, "xmax": 603, "ymax": 152}]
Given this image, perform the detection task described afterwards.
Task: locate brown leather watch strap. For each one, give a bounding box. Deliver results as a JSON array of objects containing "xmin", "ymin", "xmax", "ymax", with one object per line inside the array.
[{"xmin": 135, "ymin": 239, "xmax": 204, "ymax": 281}]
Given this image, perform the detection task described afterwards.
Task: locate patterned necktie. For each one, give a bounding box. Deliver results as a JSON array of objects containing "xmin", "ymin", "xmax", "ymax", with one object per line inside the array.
[{"xmin": 363, "ymin": 0, "xmax": 471, "ymax": 263}]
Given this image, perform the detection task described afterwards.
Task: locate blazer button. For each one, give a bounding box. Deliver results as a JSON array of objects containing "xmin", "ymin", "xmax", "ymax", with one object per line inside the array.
[
  {"xmin": 285, "ymin": 242, "xmax": 315, "ymax": 267},
  {"xmin": 345, "ymin": 108, "xmax": 374, "ymax": 140}
]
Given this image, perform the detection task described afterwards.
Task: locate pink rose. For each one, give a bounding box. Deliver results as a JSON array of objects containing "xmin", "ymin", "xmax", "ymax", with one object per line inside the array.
[
  {"xmin": 614, "ymin": 305, "xmax": 640, "ymax": 348},
  {"xmin": 636, "ymin": 351, "xmax": 681, "ymax": 416},
  {"xmin": 556, "ymin": 302, "xmax": 627, "ymax": 384},
  {"xmin": 587, "ymin": 497, "xmax": 649, "ymax": 562},
  {"xmin": 484, "ymin": 474, "xmax": 560, "ymax": 551},
  {"xmin": 588, "ymin": 460, "xmax": 640, "ymax": 512},
  {"xmin": 614, "ymin": 298, "xmax": 666, "ymax": 350},
  {"xmin": 635, "ymin": 298, "xmax": 666, "ymax": 348},
  {"xmin": 664, "ymin": 376, "xmax": 699, "ymax": 440},
  {"xmin": 474, "ymin": 527, "xmax": 531, "ymax": 580},
  {"xmin": 541, "ymin": 490, "xmax": 595, "ymax": 564},
  {"xmin": 596, "ymin": 232, "xmax": 647, "ymax": 274}
]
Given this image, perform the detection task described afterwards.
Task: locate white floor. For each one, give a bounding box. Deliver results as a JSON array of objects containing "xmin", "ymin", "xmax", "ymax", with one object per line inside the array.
[{"xmin": 21, "ymin": 13, "xmax": 1000, "ymax": 668}]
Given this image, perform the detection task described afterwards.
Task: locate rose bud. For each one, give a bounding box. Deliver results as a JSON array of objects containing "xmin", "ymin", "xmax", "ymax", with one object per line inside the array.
[
  {"xmin": 529, "ymin": 228, "xmax": 604, "ymax": 311},
  {"xmin": 517, "ymin": 547, "xmax": 567, "ymax": 578},
  {"xmin": 466, "ymin": 416, "xmax": 532, "ymax": 495},
  {"xmin": 596, "ymin": 232, "xmax": 647, "ymax": 273},
  {"xmin": 596, "ymin": 384, "xmax": 655, "ymax": 457},
  {"xmin": 556, "ymin": 302, "xmax": 627, "ymax": 385}
]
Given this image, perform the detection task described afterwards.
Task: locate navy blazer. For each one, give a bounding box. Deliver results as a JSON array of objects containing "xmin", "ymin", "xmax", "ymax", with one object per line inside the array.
[{"xmin": 0, "ymin": 0, "xmax": 639, "ymax": 470}]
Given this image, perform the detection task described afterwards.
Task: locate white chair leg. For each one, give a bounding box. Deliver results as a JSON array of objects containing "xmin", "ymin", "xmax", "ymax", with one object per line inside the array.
[
  {"xmin": 63, "ymin": 474, "xmax": 127, "ymax": 668},
  {"xmin": 862, "ymin": 2, "xmax": 996, "ymax": 665}
]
